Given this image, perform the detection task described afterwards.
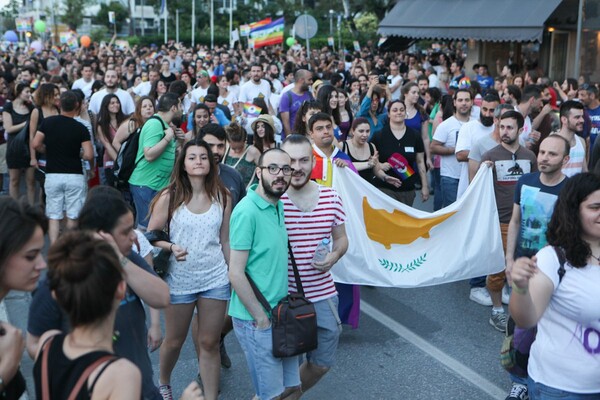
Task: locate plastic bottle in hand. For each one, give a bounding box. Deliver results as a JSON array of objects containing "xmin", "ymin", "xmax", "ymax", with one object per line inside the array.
[{"xmin": 312, "ymin": 238, "xmax": 331, "ymax": 264}]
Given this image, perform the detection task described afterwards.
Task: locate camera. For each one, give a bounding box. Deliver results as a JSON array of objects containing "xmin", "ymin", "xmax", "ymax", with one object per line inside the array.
[{"xmin": 378, "ymin": 75, "xmax": 387, "ymax": 84}]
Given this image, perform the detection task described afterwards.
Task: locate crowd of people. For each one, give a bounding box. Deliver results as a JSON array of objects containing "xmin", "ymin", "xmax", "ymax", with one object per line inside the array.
[{"xmin": 0, "ymin": 37, "xmax": 599, "ymax": 400}]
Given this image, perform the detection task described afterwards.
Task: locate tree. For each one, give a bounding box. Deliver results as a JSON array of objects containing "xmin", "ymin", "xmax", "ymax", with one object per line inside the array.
[
  {"xmin": 0, "ymin": 0, "xmax": 21, "ymax": 30},
  {"xmin": 95, "ymin": 1, "xmax": 129, "ymax": 31},
  {"xmin": 62, "ymin": 0, "xmax": 96, "ymax": 30}
]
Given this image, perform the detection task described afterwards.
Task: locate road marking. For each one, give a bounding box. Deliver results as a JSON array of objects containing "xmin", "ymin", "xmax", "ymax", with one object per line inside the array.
[{"xmin": 361, "ymin": 300, "xmax": 506, "ymax": 400}]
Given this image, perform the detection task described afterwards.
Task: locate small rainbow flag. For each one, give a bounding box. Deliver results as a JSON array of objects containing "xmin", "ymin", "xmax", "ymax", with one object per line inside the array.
[
  {"xmin": 30, "ymin": 79, "xmax": 40, "ymax": 90},
  {"xmin": 243, "ymin": 103, "xmax": 262, "ymax": 117},
  {"xmin": 250, "ymin": 17, "xmax": 284, "ymax": 49},
  {"xmin": 388, "ymin": 153, "xmax": 415, "ymax": 181}
]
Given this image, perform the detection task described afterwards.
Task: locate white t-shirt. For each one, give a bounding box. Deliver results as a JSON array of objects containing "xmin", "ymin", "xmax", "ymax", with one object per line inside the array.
[
  {"xmin": 269, "ymin": 78, "xmax": 283, "ymax": 95},
  {"xmin": 428, "ymin": 74, "xmax": 440, "ymax": 89},
  {"xmin": 238, "ymin": 79, "xmax": 272, "ymax": 104},
  {"xmin": 528, "ymin": 246, "xmax": 600, "ymax": 394},
  {"xmin": 432, "ymin": 116, "xmax": 469, "ymax": 179},
  {"xmin": 189, "ymin": 86, "xmax": 208, "ymax": 106},
  {"xmin": 388, "ymin": 74, "xmax": 403, "ymax": 100},
  {"xmin": 218, "ymin": 92, "xmax": 238, "ymax": 114},
  {"xmin": 132, "ymin": 81, "xmax": 152, "ymax": 97},
  {"xmin": 71, "ymin": 78, "xmax": 94, "ymax": 100},
  {"xmin": 455, "ymin": 120, "xmax": 494, "ymax": 198},
  {"xmin": 89, "ymin": 88, "xmax": 135, "ymax": 116}
]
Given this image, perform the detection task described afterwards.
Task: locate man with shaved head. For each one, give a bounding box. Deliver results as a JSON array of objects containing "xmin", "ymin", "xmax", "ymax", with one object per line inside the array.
[{"xmin": 279, "ymin": 69, "xmax": 314, "ymax": 137}]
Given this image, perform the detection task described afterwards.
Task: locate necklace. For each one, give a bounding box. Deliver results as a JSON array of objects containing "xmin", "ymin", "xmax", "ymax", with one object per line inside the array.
[{"xmin": 591, "ymin": 253, "xmax": 600, "ymax": 263}]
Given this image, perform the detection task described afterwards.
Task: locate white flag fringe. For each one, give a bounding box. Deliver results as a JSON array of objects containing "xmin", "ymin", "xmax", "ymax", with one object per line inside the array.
[{"xmin": 330, "ymin": 165, "xmax": 505, "ymax": 287}]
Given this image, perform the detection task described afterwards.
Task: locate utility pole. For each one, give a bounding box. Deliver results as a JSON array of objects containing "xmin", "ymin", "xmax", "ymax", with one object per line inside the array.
[{"xmin": 176, "ymin": 9, "xmax": 179, "ymax": 43}]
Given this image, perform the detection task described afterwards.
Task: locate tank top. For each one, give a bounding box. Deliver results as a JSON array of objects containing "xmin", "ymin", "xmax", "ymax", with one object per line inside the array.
[
  {"xmin": 342, "ymin": 141, "xmax": 377, "ymax": 183},
  {"xmin": 33, "ymin": 334, "xmax": 117, "ymax": 400},
  {"xmin": 225, "ymin": 145, "xmax": 256, "ymax": 186},
  {"xmin": 562, "ymin": 135, "xmax": 585, "ymax": 177},
  {"xmin": 167, "ymin": 202, "xmax": 229, "ymax": 295},
  {"xmin": 102, "ymin": 125, "xmax": 118, "ymax": 168}
]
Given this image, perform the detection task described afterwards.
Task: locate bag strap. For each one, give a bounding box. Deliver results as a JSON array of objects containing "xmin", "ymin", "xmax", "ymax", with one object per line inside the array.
[
  {"xmin": 67, "ymin": 355, "xmax": 117, "ymax": 400},
  {"xmin": 287, "ymin": 241, "xmax": 304, "ymax": 296},
  {"xmin": 41, "ymin": 335, "xmax": 56, "ymax": 400},
  {"xmin": 246, "ymin": 272, "xmax": 272, "ymax": 313},
  {"xmin": 245, "ymin": 241, "xmax": 304, "ymax": 314},
  {"xmin": 553, "ymin": 246, "xmax": 566, "ymax": 283}
]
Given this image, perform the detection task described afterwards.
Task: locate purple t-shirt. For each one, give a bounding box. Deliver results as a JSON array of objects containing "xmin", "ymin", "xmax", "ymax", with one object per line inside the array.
[{"xmin": 279, "ymin": 90, "xmax": 313, "ymax": 131}]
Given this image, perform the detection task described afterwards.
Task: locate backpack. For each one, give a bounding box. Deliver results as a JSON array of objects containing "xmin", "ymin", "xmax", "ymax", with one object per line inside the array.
[
  {"xmin": 500, "ymin": 246, "xmax": 566, "ymax": 377},
  {"xmin": 114, "ymin": 115, "xmax": 167, "ymax": 184}
]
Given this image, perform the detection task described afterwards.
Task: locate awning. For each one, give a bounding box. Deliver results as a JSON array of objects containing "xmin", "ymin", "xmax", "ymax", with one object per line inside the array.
[{"xmin": 379, "ymin": 0, "xmax": 563, "ymax": 42}]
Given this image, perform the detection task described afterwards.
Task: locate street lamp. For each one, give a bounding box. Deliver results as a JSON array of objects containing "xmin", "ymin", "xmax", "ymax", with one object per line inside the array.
[{"xmin": 329, "ymin": 9, "xmax": 334, "ymax": 36}]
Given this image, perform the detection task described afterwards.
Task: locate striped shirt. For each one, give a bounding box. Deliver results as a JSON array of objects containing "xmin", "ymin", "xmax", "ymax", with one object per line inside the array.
[
  {"xmin": 282, "ymin": 185, "xmax": 346, "ymax": 302},
  {"xmin": 562, "ymin": 135, "xmax": 585, "ymax": 177}
]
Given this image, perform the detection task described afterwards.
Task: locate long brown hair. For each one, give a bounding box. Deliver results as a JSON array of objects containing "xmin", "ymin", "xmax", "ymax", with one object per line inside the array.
[
  {"xmin": 150, "ymin": 138, "xmax": 229, "ymax": 230},
  {"xmin": 131, "ymin": 96, "xmax": 155, "ymax": 129}
]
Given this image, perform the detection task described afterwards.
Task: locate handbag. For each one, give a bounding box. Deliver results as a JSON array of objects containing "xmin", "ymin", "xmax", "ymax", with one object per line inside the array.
[
  {"xmin": 144, "ymin": 189, "xmax": 176, "ymax": 279},
  {"xmin": 7, "ymin": 118, "xmax": 31, "ymax": 162},
  {"xmin": 246, "ymin": 242, "xmax": 318, "ymax": 358}
]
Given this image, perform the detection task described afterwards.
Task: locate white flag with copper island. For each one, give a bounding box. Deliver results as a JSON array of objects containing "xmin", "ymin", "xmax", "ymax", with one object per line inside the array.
[{"xmin": 330, "ymin": 166, "xmax": 504, "ymax": 287}]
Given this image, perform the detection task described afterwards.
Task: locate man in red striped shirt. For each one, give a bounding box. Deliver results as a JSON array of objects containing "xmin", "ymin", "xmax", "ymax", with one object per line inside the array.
[{"xmin": 280, "ymin": 134, "xmax": 349, "ymax": 395}]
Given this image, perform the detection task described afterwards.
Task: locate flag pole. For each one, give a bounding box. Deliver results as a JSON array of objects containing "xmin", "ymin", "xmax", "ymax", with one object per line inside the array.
[{"xmin": 164, "ymin": 0, "xmax": 167, "ymax": 44}]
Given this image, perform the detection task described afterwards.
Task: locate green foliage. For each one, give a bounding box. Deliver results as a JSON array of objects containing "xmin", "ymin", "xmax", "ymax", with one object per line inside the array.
[
  {"xmin": 62, "ymin": 0, "xmax": 95, "ymax": 30},
  {"xmin": 95, "ymin": 1, "xmax": 129, "ymax": 30},
  {"xmin": 90, "ymin": 25, "xmax": 110, "ymax": 43},
  {"xmin": 354, "ymin": 12, "xmax": 378, "ymax": 34},
  {"xmin": 0, "ymin": 0, "xmax": 20, "ymax": 30}
]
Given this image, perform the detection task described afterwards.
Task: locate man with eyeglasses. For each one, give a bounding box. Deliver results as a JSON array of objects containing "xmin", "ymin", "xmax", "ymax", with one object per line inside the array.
[
  {"xmin": 281, "ymin": 134, "xmax": 348, "ymax": 395},
  {"xmin": 481, "ymin": 110, "xmax": 537, "ymax": 333},
  {"xmin": 228, "ymin": 148, "xmax": 302, "ymax": 400}
]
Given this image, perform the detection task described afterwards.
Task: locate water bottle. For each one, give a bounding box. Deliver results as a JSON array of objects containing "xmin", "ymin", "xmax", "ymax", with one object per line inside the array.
[{"xmin": 312, "ymin": 238, "xmax": 331, "ymax": 264}]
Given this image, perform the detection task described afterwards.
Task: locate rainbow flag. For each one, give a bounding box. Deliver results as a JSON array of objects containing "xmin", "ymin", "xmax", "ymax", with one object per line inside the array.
[
  {"xmin": 249, "ymin": 18, "xmax": 272, "ymax": 32},
  {"xmin": 243, "ymin": 102, "xmax": 262, "ymax": 117},
  {"xmin": 388, "ymin": 153, "xmax": 415, "ymax": 180},
  {"xmin": 250, "ymin": 17, "xmax": 284, "ymax": 49}
]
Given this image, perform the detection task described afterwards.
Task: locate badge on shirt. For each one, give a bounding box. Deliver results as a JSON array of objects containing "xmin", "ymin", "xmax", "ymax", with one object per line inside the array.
[{"xmin": 405, "ymin": 146, "xmax": 414, "ymax": 153}]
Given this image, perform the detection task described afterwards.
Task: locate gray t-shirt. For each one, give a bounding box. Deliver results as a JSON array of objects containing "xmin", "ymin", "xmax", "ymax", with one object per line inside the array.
[
  {"xmin": 219, "ymin": 163, "xmax": 246, "ymax": 208},
  {"xmin": 469, "ymin": 134, "xmax": 499, "ymax": 162},
  {"xmin": 481, "ymin": 144, "xmax": 537, "ymax": 224}
]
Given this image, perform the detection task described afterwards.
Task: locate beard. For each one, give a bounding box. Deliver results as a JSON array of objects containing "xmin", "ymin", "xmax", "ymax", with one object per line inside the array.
[
  {"xmin": 480, "ymin": 115, "xmax": 494, "ymax": 127},
  {"xmin": 261, "ymin": 176, "xmax": 289, "ymax": 199},
  {"xmin": 290, "ymin": 171, "xmax": 310, "ymax": 190}
]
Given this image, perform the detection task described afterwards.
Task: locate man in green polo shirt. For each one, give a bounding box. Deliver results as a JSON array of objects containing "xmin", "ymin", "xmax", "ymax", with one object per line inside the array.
[
  {"xmin": 129, "ymin": 93, "xmax": 182, "ymax": 229},
  {"xmin": 228, "ymin": 148, "xmax": 301, "ymax": 400}
]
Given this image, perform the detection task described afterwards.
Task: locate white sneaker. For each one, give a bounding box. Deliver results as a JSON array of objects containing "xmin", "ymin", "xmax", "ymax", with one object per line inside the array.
[
  {"xmin": 502, "ymin": 285, "xmax": 510, "ymax": 305},
  {"xmin": 470, "ymin": 287, "xmax": 493, "ymax": 306}
]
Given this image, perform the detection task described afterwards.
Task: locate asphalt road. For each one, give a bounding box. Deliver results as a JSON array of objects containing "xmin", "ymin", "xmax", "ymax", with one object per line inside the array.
[{"xmin": 2, "ymin": 192, "xmax": 512, "ymax": 400}]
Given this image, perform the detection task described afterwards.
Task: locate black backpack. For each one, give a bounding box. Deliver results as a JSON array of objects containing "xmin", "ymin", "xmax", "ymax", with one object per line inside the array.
[{"xmin": 114, "ymin": 115, "xmax": 167, "ymax": 184}]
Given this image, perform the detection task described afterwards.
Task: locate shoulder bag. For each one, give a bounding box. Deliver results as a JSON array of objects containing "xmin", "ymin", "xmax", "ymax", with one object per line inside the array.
[{"xmin": 246, "ymin": 242, "xmax": 318, "ymax": 358}]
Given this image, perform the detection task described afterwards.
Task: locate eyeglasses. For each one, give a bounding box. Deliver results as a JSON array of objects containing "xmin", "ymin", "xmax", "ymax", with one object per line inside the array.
[{"xmin": 259, "ymin": 164, "xmax": 293, "ymax": 176}]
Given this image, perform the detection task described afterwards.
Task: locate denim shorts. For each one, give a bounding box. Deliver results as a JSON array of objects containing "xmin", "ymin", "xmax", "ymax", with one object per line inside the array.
[
  {"xmin": 130, "ymin": 184, "xmax": 158, "ymax": 229},
  {"xmin": 305, "ymin": 296, "xmax": 342, "ymax": 368},
  {"xmin": 528, "ymin": 377, "xmax": 600, "ymax": 400},
  {"xmin": 170, "ymin": 283, "xmax": 231, "ymax": 304},
  {"xmin": 232, "ymin": 317, "xmax": 301, "ymax": 399},
  {"xmin": 44, "ymin": 173, "xmax": 86, "ymax": 219}
]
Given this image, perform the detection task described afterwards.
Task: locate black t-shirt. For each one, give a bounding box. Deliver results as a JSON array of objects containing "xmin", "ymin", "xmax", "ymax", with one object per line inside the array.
[
  {"xmin": 219, "ymin": 163, "xmax": 246, "ymax": 208},
  {"xmin": 40, "ymin": 115, "xmax": 90, "ymax": 174},
  {"xmin": 370, "ymin": 124, "xmax": 424, "ymax": 192},
  {"xmin": 28, "ymin": 251, "xmax": 162, "ymax": 400}
]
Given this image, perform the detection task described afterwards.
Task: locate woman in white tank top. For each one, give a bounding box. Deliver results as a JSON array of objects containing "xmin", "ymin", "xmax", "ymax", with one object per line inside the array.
[{"xmin": 148, "ymin": 138, "xmax": 232, "ymax": 400}]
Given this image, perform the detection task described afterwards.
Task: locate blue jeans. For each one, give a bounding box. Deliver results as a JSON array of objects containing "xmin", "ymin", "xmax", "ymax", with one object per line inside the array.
[
  {"xmin": 527, "ymin": 377, "xmax": 600, "ymax": 399},
  {"xmin": 432, "ymin": 168, "xmax": 443, "ymax": 211},
  {"xmin": 232, "ymin": 318, "xmax": 301, "ymax": 399},
  {"xmin": 305, "ymin": 296, "xmax": 342, "ymax": 368},
  {"xmin": 130, "ymin": 184, "xmax": 158, "ymax": 229},
  {"xmin": 440, "ymin": 176, "xmax": 459, "ymax": 208}
]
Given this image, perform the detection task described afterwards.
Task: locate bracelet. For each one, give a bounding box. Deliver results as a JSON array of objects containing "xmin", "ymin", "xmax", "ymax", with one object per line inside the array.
[
  {"xmin": 512, "ymin": 283, "xmax": 528, "ymax": 295},
  {"xmin": 119, "ymin": 256, "xmax": 129, "ymax": 268},
  {"xmin": 169, "ymin": 243, "xmax": 174, "ymax": 252}
]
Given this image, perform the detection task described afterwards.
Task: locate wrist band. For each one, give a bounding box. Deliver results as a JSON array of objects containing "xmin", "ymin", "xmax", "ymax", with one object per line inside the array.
[
  {"xmin": 512, "ymin": 283, "xmax": 528, "ymax": 295},
  {"xmin": 120, "ymin": 257, "xmax": 128, "ymax": 268},
  {"xmin": 169, "ymin": 243, "xmax": 174, "ymax": 252}
]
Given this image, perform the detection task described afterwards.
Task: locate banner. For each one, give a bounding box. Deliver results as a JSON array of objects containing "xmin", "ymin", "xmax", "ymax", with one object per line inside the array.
[
  {"xmin": 108, "ymin": 11, "xmax": 116, "ymax": 24},
  {"xmin": 240, "ymin": 24, "xmax": 250, "ymax": 37},
  {"xmin": 249, "ymin": 17, "xmax": 284, "ymax": 49},
  {"xmin": 327, "ymin": 37, "xmax": 334, "ymax": 47},
  {"xmin": 15, "ymin": 18, "xmax": 32, "ymax": 32},
  {"xmin": 330, "ymin": 166, "xmax": 504, "ymax": 288}
]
